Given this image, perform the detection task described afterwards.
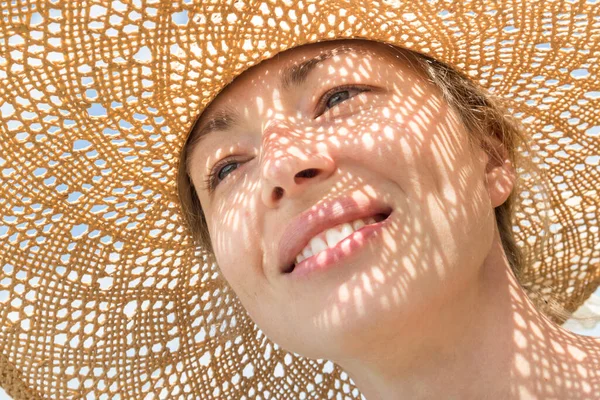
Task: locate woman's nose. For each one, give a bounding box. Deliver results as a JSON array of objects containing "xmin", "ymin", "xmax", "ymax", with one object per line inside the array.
[{"xmin": 259, "ymin": 119, "xmax": 335, "ymax": 208}]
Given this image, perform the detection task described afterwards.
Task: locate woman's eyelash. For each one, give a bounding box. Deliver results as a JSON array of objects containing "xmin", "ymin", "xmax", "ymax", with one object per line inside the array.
[
  {"xmin": 202, "ymin": 157, "xmax": 244, "ymax": 193},
  {"xmin": 315, "ymin": 85, "xmax": 372, "ymax": 117}
]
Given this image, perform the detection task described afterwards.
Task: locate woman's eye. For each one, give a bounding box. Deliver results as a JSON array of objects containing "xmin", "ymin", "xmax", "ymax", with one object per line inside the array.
[
  {"xmin": 217, "ymin": 162, "xmax": 239, "ymax": 181},
  {"xmin": 319, "ymin": 86, "xmax": 371, "ymax": 115},
  {"xmin": 325, "ymin": 90, "xmax": 352, "ymax": 109},
  {"xmin": 204, "ymin": 160, "xmax": 242, "ymax": 193}
]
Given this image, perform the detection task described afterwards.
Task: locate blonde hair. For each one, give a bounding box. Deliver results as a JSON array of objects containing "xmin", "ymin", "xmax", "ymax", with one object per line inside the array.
[{"xmin": 177, "ymin": 42, "xmax": 595, "ymax": 326}]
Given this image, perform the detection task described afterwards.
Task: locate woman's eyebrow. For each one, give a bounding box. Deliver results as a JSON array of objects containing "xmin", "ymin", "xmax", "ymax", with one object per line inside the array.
[
  {"xmin": 280, "ymin": 46, "xmax": 358, "ymax": 90},
  {"xmin": 187, "ymin": 107, "xmax": 239, "ymax": 156}
]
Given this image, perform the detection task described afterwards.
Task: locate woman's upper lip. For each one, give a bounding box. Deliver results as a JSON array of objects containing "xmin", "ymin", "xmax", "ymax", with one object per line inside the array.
[{"xmin": 277, "ymin": 197, "xmax": 392, "ymax": 274}]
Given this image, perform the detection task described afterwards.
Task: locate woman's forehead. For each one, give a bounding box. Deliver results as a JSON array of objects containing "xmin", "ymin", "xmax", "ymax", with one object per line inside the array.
[
  {"xmin": 201, "ymin": 40, "xmax": 396, "ymax": 114},
  {"xmin": 186, "ymin": 39, "xmax": 423, "ymax": 159}
]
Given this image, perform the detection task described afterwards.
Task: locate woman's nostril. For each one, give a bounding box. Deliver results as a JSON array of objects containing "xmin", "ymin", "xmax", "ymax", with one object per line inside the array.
[
  {"xmin": 295, "ymin": 168, "xmax": 319, "ymax": 179},
  {"xmin": 273, "ymin": 187, "xmax": 284, "ymax": 201}
]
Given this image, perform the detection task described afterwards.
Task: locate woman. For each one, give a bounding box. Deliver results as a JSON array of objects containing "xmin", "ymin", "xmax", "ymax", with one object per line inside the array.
[
  {"xmin": 0, "ymin": 1, "xmax": 599, "ymax": 399},
  {"xmin": 178, "ymin": 39, "xmax": 600, "ymax": 399}
]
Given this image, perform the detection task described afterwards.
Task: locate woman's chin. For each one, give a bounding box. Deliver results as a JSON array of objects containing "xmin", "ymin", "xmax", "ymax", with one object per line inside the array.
[{"xmin": 284, "ymin": 288, "xmax": 416, "ymax": 361}]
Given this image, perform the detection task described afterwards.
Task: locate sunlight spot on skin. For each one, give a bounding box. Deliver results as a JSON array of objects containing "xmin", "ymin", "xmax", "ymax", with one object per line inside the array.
[
  {"xmin": 361, "ymin": 133, "xmax": 374, "ymax": 150},
  {"xmin": 413, "ymin": 114, "xmax": 428, "ymax": 134},
  {"xmin": 582, "ymin": 381, "xmax": 592, "ymax": 394},
  {"xmin": 563, "ymin": 362, "xmax": 575, "ymax": 374},
  {"xmin": 370, "ymin": 122, "xmax": 380, "ymax": 131},
  {"xmin": 381, "ymin": 228, "xmax": 397, "ymax": 252},
  {"xmin": 411, "ymin": 83, "xmax": 426, "ymax": 96},
  {"xmin": 304, "ymin": 130, "xmax": 316, "ymax": 140},
  {"xmin": 360, "ymin": 272, "xmax": 374, "ymax": 296},
  {"xmin": 271, "ymin": 89, "xmax": 284, "ymax": 111},
  {"xmin": 514, "ymin": 313, "xmax": 527, "ymax": 329},
  {"xmin": 513, "ymin": 330, "xmax": 527, "ymax": 349},
  {"xmin": 518, "ymin": 386, "xmax": 536, "ymax": 399},
  {"xmin": 408, "ymin": 120, "xmax": 425, "ymax": 139},
  {"xmin": 402, "ymin": 256, "xmax": 418, "ymax": 278},
  {"xmin": 328, "ymin": 136, "xmax": 341, "ymax": 147},
  {"xmin": 529, "ymin": 322, "xmax": 545, "ymax": 340},
  {"xmin": 371, "ymin": 266, "xmax": 385, "ymax": 283},
  {"xmin": 350, "ymin": 190, "xmax": 368, "ymax": 203},
  {"xmin": 336, "ymin": 54, "xmax": 354, "ymax": 66},
  {"xmin": 287, "ymin": 145, "xmax": 310, "ymax": 158},
  {"xmin": 338, "ymin": 283, "xmax": 350, "ymax": 302},
  {"xmin": 225, "ymin": 208, "xmax": 239, "ymax": 229},
  {"xmin": 442, "ymin": 182, "xmax": 458, "ymax": 204},
  {"xmin": 358, "ymin": 64, "xmax": 368, "ymax": 77},
  {"xmin": 394, "ymin": 109, "xmax": 407, "ymax": 124},
  {"xmin": 337, "ymin": 126, "xmax": 349, "ymax": 136},
  {"xmin": 397, "ymin": 134, "xmax": 415, "ymax": 165},
  {"xmin": 273, "ymin": 150, "xmax": 287, "ymax": 158},
  {"xmin": 566, "ymin": 344, "xmax": 587, "ymax": 362},
  {"xmin": 514, "ymin": 353, "xmax": 531, "ymax": 377},
  {"xmin": 383, "ymin": 125, "xmax": 394, "ymax": 139},
  {"xmin": 550, "ymin": 339, "xmax": 565, "ymax": 354},
  {"xmin": 316, "ymin": 142, "xmax": 329, "ymax": 153},
  {"xmin": 576, "ymin": 363, "xmax": 589, "ymax": 379},
  {"xmin": 429, "ymin": 95, "xmax": 443, "ymax": 109},
  {"xmin": 508, "ymin": 284, "xmax": 524, "ymax": 301},
  {"xmin": 256, "ymin": 97, "xmax": 264, "ymax": 114},
  {"xmin": 264, "ymin": 131, "xmax": 278, "ymax": 141},
  {"xmin": 382, "ymin": 107, "xmax": 390, "ymax": 118},
  {"xmin": 362, "ymin": 185, "xmax": 376, "ymax": 198}
]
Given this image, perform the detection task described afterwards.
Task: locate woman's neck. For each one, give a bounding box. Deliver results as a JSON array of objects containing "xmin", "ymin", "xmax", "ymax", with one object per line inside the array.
[{"xmin": 336, "ymin": 232, "xmax": 600, "ymax": 400}]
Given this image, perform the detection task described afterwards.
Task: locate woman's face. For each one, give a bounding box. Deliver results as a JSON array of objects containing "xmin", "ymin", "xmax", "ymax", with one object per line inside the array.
[{"xmin": 188, "ymin": 40, "xmax": 506, "ymax": 360}]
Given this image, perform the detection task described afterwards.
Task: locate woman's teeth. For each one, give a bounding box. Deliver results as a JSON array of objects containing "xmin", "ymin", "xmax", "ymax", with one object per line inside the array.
[{"xmin": 294, "ymin": 217, "xmax": 377, "ymax": 265}]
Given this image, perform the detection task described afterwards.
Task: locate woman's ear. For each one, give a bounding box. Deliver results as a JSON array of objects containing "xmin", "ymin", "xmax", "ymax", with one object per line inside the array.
[{"xmin": 482, "ymin": 136, "xmax": 516, "ymax": 208}]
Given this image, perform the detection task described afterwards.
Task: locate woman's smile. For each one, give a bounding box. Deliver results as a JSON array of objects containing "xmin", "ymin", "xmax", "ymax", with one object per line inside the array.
[
  {"xmin": 276, "ymin": 191, "xmax": 394, "ymax": 277},
  {"xmin": 284, "ymin": 210, "xmax": 393, "ymax": 278}
]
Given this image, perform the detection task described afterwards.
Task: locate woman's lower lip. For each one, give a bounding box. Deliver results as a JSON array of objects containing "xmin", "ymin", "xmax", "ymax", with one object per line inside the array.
[{"xmin": 285, "ymin": 214, "xmax": 392, "ymax": 279}]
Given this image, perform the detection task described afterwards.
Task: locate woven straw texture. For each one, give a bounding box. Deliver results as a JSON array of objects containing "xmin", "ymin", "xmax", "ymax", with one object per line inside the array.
[{"xmin": 0, "ymin": 0, "xmax": 599, "ymax": 398}]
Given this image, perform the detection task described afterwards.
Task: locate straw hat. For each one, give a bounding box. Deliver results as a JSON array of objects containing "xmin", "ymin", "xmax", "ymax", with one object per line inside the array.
[{"xmin": 1, "ymin": 0, "xmax": 599, "ymax": 398}]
